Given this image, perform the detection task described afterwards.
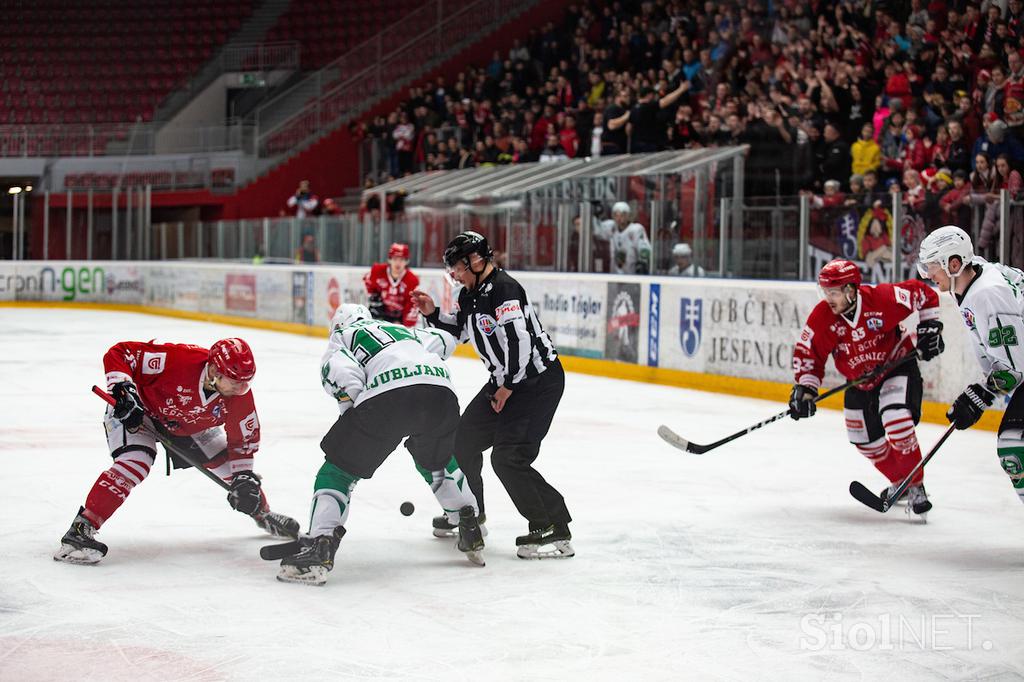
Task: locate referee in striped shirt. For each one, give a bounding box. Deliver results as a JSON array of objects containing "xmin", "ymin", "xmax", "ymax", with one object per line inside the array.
[{"xmin": 411, "ymin": 231, "xmax": 573, "ymax": 559}]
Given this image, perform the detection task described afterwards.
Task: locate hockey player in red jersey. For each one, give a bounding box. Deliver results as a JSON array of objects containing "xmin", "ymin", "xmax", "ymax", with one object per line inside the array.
[
  {"xmin": 54, "ymin": 338, "xmax": 297, "ymax": 565},
  {"xmin": 364, "ymin": 242, "xmax": 420, "ymax": 327},
  {"xmin": 789, "ymin": 260, "xmax": 945, "ymax": 521}
]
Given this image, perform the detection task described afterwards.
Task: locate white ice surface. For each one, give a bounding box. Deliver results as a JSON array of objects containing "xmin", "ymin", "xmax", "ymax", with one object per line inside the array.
[{"xmin": 1, "ymin": 308, "xmax": 1023, "ymax": 681}]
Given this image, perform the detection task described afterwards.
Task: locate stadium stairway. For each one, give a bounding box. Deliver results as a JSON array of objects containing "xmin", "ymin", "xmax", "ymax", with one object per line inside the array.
[
  {"xmin": 149, "ymin": 0, "xmax": 295, "ymax": 128},
  {"xmin": 221, "ymin": 0, "xmax": 575, "ymax": 220}
]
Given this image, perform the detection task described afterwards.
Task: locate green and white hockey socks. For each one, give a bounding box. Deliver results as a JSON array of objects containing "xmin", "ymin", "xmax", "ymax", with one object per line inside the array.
[
  {"xmin": 414, "ymin": 455, "xmax": 478, "ymax": 524},
  {"xmin": 997, "ymin": 432, "xmax": 1024, "ymax": 503},
  {"xmin": 309, "ymin": 461, "xmax": 359, "ymax": 537}
]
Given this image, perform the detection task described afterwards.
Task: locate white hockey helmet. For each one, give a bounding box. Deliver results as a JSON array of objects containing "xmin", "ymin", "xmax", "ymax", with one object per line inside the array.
[
  {"xmin": 917, "ymin": 225, "xmax": 974, "ymax": 278},
  {"xmin": 672, "ymin": 243, "xmax": 693, "ymax": 257},
  {"xmin": 331, "ymin": 303, "xmax": 372, "ymax": 331},
  {"xmin": 611, "ymin": 201, "xmax": 631, "ymax": 216}
]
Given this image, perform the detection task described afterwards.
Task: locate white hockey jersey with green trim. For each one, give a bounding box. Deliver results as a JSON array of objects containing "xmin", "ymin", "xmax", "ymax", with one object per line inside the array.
[
  {"xmin": 321, "ymin": 319, "xmax": 457, "ymax": 414},
  {"xmin": 957, "ymin": 258, "xmax": 1024, "ymax": 392}
]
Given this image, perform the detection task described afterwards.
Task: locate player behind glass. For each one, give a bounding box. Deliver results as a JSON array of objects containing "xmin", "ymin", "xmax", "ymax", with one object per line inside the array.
[
  {"xmin": 276, "ymin": 304, "xmax": 482, "ymax": 585},
  {"xmin": 55, "ymin": 338, "xmax": 297, "ymax": 565},
  {"xmin": 918, "ymin": 226, "xmax": 1024, "ymax": 504},
  {"xmin": 789, "ymin": 260, "xmax": 945, "ymax": 521},
  {"xmin": 364, "ymin": 242, "xmax": 420, "ymax": 327}
]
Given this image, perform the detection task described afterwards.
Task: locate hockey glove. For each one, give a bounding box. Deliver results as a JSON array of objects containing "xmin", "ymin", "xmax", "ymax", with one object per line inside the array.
[
  {"xmin": 111, "ymin": 381, "xmax": 145, "ymax": 432},
  {"xmin": 367, "ymin": 294, "xmax": 385, "ymax": 320},
  {"xmin": 947, "ymin": 383, "xmax": 995, "ymax": 430},
  {"xmin": 788, "ymin": 384, "xmax": 818, "ymax": 420},
  {"xmin": 916, "ymin": 320, "xmax": 944, "ymax": 361},
  {"xmin": 227, "ymin": 471, "xmax": 263, "ymax": 516}
]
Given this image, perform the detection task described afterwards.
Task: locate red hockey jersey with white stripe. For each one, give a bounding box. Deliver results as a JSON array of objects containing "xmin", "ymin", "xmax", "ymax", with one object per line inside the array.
[
  {"xmin": 793, "ymin": 281, "xmax": 940, "ymax": 391},
  {"xmin": 103, "ymin": 341, "xmax": 260, "ymax": 464}
]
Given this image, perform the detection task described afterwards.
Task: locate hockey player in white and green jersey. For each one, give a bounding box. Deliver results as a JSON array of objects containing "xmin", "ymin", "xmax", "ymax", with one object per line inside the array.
[
  {"xmin": 918, "ymin": 226, "xmax": 1024, "ymax": 503},
  {"xmin": 275, "ymin": 304, "xmax": 483, "ymax": 585}
]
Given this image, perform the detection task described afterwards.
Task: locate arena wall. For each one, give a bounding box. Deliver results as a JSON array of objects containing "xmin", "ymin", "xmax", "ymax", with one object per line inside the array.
[{"xmin": 0, "ymin": 261, "xmax": 1003, "ymax": 431}]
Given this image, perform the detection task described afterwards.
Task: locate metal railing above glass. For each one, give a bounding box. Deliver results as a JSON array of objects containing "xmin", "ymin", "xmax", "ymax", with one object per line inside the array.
[{"xmin": 0, "ymin": 120, "xmax": 254, "ymax": 158}]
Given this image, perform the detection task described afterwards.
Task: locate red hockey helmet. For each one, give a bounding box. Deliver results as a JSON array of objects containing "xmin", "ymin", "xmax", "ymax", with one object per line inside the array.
[
  {"xmin": 209, "ymin": 338, "xmax": 256, "ymax": 382},
  {"xmin": 817, "ymin": 259, "xmax": 862, "ymax": 289},
  {"xmin": 388, "ymin": 242, "xmax": 410, "ymax": 260}
]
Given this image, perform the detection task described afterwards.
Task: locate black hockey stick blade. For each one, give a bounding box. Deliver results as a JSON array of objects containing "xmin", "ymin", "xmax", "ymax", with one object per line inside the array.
[
  {"xmin": 848, "ymin": 480, "xmax": 889, "ymax": 513},
  {"xmin": 259, "ymin": 512, "xmax": 301, "ymax": 540},
  {"xmin": 260, "ymin": 539, "xmax": 304, "ymax": 561},
  {"xmin": 657, "ymin": 425, "xmax": 710, "ymax": 454}
]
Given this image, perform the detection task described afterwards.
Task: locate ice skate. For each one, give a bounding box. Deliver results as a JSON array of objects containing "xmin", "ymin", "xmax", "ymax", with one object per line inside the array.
[
  {"xmin": 434, "ymin": 511, "xmax": 486, "ymax": 538},
  {"xmin": 253, "ymin": 510, "xmax": 300, "ymax": 539},
  {"xmin": 516, "ymin": 523, "xmax": 574, "ymax": 560},
  {"xmin": 905, "ymin": 485, "xmax": 931, "ymax": 523},
  {"xmin": 54, "ymin": 512, "xmax": 108, "ymax": 565},
  {"xmin": 878, "ymin": 485, "xmax": 909, "ymax": 505},
  {"xmin": 277, "ymin": 527, "xmax": 345, "ymax": 586},
  {"xmin": 456, "ymin": 505, "xmax": 485, "ymax": 566}
]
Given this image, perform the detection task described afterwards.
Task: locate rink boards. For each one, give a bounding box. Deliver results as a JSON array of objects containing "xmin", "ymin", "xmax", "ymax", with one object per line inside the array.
[{"xmin": 0, "ymin": 260, "xmax": 1002, "ymax": 429}]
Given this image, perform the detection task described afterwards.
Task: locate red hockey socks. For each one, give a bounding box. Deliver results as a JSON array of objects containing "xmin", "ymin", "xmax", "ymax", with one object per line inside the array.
[
  {"xmin": 81, "ymin": 454, "xmax": 152, "ymax": 528},
  {"xmin": 883, "ymin": 410, "xmax": 924, "ymax": 485}
]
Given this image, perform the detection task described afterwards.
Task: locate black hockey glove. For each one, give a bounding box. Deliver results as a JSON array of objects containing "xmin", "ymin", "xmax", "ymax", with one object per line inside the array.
[
  {"xmin": 227, "ymin": 471, "xmax": 263, "ymax": 516},
  {"xmin": 367, "ymin": 294, "xmax": 386, "ymax": 320},
  {"xmin": 111, "ymin": 381, "xmax": 145, "ymax": 432},
  {"xmin": 916, "ymin": 320, "xmax": 945, "ymax": 361},
  {"xmin": 788, "ymin": 384, "xmax": 818, "ymax": 420},
  {"xmin": 947, "ymin": 383, "xmax": 995, "ymax": 430}
]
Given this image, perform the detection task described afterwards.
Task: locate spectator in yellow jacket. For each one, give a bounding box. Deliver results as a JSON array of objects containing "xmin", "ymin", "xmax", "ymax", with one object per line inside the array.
[{"xmin": 851, "ymin": 123, "xmax": 882, "ymax": 176}]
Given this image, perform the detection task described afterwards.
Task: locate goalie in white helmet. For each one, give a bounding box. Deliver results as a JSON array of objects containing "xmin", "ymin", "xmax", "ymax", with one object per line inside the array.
[
  {"xmin": 605, "ymin": 201, "xmax": 652, "ymax": 275},
  {"xmin": 918, "ymin": 225, "xmax": 1024, "ymax": 504},
  {"xmin": 273, "ymin": 304, "xmax": 483, "ymax": 585}
]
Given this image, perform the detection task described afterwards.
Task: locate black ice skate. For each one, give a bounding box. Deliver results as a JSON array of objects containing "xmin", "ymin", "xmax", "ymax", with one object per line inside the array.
[
  {"xmin": 905, "ymin": 484, "xmax": 932, "ymax": 523},
  {"xmin": 53, "ymin": 511, "xmax": 108, "ymax": 565},
  {"xmin": 277, "ymin": 526, "xmax": 346, "ymax": 586},
  {"xmin": 456, "ymin": 505, "xmax": 485, "ymax": 566},
  {"xmin": 253, "ymin": 510, "xmax": 301, "ymax": 539},
  {"xmin": 515, "ymin": 523, "xmax": 574, "ymax": 560},
  {"xmin": 434, "ymin": 511, "xmax": 486, "ymax": 538}
]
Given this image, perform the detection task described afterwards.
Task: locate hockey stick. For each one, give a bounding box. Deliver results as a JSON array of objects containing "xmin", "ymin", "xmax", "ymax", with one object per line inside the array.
[
  {"xmin": 658, "ymin": 352, "xmax": 920, "ymax": 455},
  {"xmin": 92, "ymin": 385, "xmax": 299, "ymax": 538},
  {"xmin": 260, "ymin": 539, "xmax": 305, "ymax": 561},
  {"xmin": 848, "ymin": 423, "xmax": 956, "ymax": 513}
]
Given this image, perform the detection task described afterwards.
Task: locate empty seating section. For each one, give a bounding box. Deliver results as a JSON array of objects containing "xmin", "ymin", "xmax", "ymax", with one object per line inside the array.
[
  {"xmin": 265, "ymin": 0, "xmax": 423, "ymax": 70},
  {"xmin": 0, "ymin": 0, "xmax": 254, "ymax": 125}
]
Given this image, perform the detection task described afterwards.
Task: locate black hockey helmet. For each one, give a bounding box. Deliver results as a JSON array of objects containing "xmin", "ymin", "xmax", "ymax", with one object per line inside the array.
[{"xmin": 443, "ymin": 231, "xmax": 493, "ymax": 269}]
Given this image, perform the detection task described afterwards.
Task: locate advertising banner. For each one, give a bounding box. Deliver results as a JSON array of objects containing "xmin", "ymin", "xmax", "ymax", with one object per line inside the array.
[
  {"xmin": 605, "ymin": 282, "xmax": 641, "ymax": 364},
  {"xmin": 533, "ymin": 278, "xmax": 605, "ymax": 358},
  {"xmin": 225, "ymin": 273, "xmax": 257, "ymax": 313}
]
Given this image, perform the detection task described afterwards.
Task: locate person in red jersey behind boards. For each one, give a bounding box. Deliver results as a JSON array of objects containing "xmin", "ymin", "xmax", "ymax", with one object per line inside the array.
[
  {"xmin": 364, "ymin": 242, "xmax": 420, "ymax": 327},
  {"xmin": 789, "ymin": 260, "xmax": 945, "ymax": 522},
  {"xmin": 54, "ymin": 338, "xmax": 297, "ymax": 565}
]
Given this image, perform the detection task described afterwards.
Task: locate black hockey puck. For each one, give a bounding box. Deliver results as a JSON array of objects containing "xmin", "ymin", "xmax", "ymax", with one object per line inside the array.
[{"xmin": 400, "ymin": 501, "xmax": 415, "ymax": 516}]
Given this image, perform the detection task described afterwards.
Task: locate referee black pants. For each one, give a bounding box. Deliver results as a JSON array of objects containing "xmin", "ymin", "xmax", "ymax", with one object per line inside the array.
[{"xmin": 454, "ymin": 360, "xmax": 571, "ymax": 530}]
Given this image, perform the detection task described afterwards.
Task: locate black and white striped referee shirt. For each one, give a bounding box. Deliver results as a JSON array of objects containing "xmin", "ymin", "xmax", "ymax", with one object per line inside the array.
[{"xmin": 425, "ymin": 269, "xmax": 558, "ymax": 388}]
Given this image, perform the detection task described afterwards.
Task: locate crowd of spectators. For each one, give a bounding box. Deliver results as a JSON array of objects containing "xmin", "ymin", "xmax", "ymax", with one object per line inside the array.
[{"xmin": 353, "ymin": 0, "xmax": 1024, "ymax": 261}]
